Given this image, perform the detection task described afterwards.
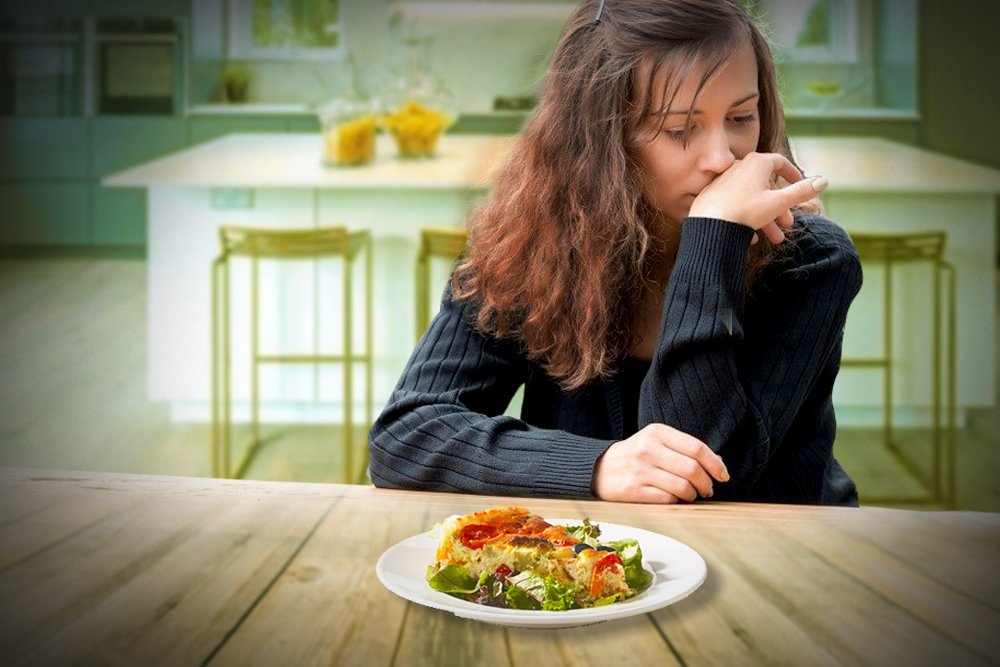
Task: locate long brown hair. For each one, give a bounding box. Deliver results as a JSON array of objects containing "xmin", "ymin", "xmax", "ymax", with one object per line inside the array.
[{"xmin": 453, "ymin": 0, "xmax": 797, "ymax": 391}]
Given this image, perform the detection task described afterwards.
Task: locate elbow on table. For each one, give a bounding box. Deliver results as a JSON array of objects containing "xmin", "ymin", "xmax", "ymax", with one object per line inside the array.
[
  {"xmin": 366, "ymin": 401, "xmax": 438, "ymax": 491},
  {"xmin": 367, "ymin": 412, "xmax": 406, "ymax": 489}
]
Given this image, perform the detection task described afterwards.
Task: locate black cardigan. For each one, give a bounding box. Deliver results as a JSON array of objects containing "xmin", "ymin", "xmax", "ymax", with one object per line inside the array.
[{"xmin": 368, "ymin": 216, "xmax": 863, "ymax": 505}]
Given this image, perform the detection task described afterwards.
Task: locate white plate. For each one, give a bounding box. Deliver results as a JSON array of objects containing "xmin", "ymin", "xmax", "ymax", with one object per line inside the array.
[{"xmin": 375, "ymin": 518, "xmax": 707, "ymax": 628}]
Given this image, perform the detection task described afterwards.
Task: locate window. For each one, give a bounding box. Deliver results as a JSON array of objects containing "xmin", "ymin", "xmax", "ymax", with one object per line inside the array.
[
  {"xmin": 752, "ymin": 0, "xmax": 917, "ymax": 115},
  {"xmin": 228, "ymin": 0, "xmax": 342, "ymax": 60},
  {"xmin": 762, "ymin": 0, "xmax": 861, "ymax": 63}
]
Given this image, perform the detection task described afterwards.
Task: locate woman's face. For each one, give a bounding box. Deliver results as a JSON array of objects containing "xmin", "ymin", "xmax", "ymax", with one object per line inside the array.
[{"xmin": 634, "ymin": 40, "xmax": 761, "ymax": 225}]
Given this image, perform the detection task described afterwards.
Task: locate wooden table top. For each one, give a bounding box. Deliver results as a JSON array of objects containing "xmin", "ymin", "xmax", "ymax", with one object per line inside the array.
[{"xmin": 1, "ymin": 468, "xmax": 998, "ymax": 666}]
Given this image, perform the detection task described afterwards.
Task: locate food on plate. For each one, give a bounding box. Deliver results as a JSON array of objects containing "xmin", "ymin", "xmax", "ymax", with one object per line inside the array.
[{"xmin": 425, "ymin": 506, "xmax": 653, "ymax": 610}]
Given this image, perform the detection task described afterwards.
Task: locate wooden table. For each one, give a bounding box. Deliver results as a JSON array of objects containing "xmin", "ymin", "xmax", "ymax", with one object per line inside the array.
[{"xmin": 1, "ymin": 468, "xmax": 998, "ymax": 666}]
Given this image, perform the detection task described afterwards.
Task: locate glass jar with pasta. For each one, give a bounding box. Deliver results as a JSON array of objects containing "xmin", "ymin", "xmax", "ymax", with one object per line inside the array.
[
  {"xmin": 381, "ymin": 46, "xmax": 456, "ymax": 159},
  {"xmin": 317, "ymin": 97, "xmax": 377, "ymax": 167}
]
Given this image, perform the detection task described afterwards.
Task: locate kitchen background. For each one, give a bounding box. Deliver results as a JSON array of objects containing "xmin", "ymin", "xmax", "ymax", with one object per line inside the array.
[{"xmin": 1, "ymin": 0, "xmax": 998, "ymax": 509}]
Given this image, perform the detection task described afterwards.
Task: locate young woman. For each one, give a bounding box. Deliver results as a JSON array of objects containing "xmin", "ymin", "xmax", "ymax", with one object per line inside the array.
[{"xmin": 368, "ymin": 0, "xmax": 862, "ymax": 505}]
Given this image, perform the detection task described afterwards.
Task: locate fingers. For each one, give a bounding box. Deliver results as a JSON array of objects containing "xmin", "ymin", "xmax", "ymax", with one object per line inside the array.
[
  {"xmin": 658, "ymin": 447, "xmax": 714, "ymax": 499},
  {"xmin": 633, "ymin": 486, "xmax": 683, "ymax": 504},
  {"xmin": 773, "ymin": 174, "xmax": 828, "ymax": 211},
  {"xmin": 690, "ymin": 152, "xmax": 826, "ymax": 234},
  {"xmin": 652, "ymin": 424, "xmax": 730, "ymax": 483},
  {"xmin": 764, "ymin": 152, "xmax": 805, "ymax": 185},
  {"xmin": 760, "ymin": 221, "xmax": 785, "ymax": 245},
  {"xmin": 759, "ymin": 153, "xmax": 828, "ymax": 219},
  {"xmin": 592, "ymin": 424, "xmax": 731, "ymax": 503}
]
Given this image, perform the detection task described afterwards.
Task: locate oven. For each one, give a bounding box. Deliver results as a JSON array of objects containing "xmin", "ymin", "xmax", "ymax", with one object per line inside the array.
[
  {"xmin": 93, "ymin": 17, "xmax": 186, "ymax": 116},
  {"xmin": 0, "ymin": 18, "xmax": 83, "ymax": 116}
]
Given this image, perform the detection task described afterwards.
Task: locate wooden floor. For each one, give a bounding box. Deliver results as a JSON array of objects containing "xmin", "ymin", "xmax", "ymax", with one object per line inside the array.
[{"xmin": 1, "ymin": 257, "xmax": 998, "ymax": 511}]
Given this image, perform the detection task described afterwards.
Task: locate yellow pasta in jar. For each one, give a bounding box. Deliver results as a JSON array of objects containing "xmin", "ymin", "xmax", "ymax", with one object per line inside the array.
[
  {"xmin": 325, "ymin": 115, "xmax": 376, "ymax": 166},
  {"xmin": 383, "ymin": 100, "xmax": 452, "ymax": 158}
]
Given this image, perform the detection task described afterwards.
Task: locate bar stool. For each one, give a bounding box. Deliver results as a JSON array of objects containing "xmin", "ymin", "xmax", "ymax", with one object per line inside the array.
[
  {"xmin": 415, "ymin": 227, "xmax": 467, "ymax": 341},
  {"xmin": 211, "ymin": 226, "xmax": 373, "ymax": 483},
  {"xmin": 841, "ymin": 231, "xmax": 956, "ymax": 507}
]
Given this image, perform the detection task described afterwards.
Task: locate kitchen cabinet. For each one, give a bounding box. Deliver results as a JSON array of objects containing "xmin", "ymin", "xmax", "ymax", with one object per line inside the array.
[
  {"xmin": 89, "ymin": 117, "xmax": 189, "ymax": 178},
  {"xmin": 0, "ymin": 182, "xmax": 89, "ymax": 245},
  {"xmin": 89, "ymin": 0, "xmax": 191, "ymax": 17},
  {"xmin": 90, "ymin": 187, "xmax": 145, "ymax": 246},
  {"xmin": 287, "ymin": 116, "xmax": 320, "ymax": 133},
  {"xmin": 0, "ymin": 119, "xmax": 89, "ymax": 180},
  {"xmin": 1, "ymin": 113, "xmax": 324, "ymax": 251},
  {"xmin": 0, "ymin": 120, "xmax": 90, "ymax": 249},
  {"xmin": 87, "ymin": 118, "xmax": 187, "ymax": 247},
  {"xmin": 188, "ymin": 116, "xmax": 288, "ymax": 145},
  {"xmin": 0, "ymin": 0, "xmax": 88, "ymax": 17}
]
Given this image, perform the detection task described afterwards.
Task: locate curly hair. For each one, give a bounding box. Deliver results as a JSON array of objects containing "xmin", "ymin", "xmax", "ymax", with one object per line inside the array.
[{"xmin": 452, "ymin": 0, "xmax": 805, "ymax": 391}]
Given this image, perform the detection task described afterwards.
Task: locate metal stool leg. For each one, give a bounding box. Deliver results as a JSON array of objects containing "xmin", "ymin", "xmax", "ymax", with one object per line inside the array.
[
  {"xmin": 415, "ymin": 243, "xmax": 428, "ymax": 342},
  {"xmin": 211, "ymin": 257, "xmax": 223, "ymax": 477},
  {"xmin": 210, "ymin": 226, "xmax": 373, "ymax": 483},
  {"xmin": 343, "ymin": 248, "xmax": 354, "ymax": 484},
  {"xmin": 946, "ymin": 263, "xmax": 956, "ymax": 509},
  {"xmin": 841, "ymin": 232, "xmax": 956, "ymax": 507},
  {"xmin": 932, "ymin": 255, "xmax": 942, "ymax": 501},
  {"xmin": 363, "ymin": 233, "xmax": 373, "ymax": 483},
  {"xmin": 251, "ymin": 255, "xmax": 261, "ymax": 458},
  {"xmin": 884, "ymin": 259, "xmax": 893, "ymax": 454},
  {"xmin": 223, "ymin": 253, "xmax": 232, "ymax": 478}
]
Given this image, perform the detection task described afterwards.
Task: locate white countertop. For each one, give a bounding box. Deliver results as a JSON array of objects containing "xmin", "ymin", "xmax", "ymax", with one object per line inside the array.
[
  {"xmin": 187, "ymin": 102, "xmax": 911, "ymax": 121},
  {"xmin": 791, "ymin": 137, "xmax": 1000, "ymax": 194},
  {"xmin": 104, "ymin": 133, "xmax": 1000, "ymax": 194},
  {"xmin": 104, "ymin": 133, "xmax": 509, "ymax": 189}
]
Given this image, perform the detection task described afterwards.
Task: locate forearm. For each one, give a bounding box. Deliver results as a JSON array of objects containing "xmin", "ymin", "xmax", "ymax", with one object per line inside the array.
[
  {"xmin": 368, "ymin": 291, "xmax": 613, "ymax": 498},
  {"xmin": 369, "ymin": 396, "xmax": 612, "ymax": 497},
  {"xmin": 639, "ymin": 216, "xmax": 861, "ymax": 496}
]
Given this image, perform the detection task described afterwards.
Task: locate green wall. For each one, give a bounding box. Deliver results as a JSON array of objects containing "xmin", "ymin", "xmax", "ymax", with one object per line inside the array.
[{"xmin": 918, "ymin": 0, "xmax": 1000, "ymax": 170}]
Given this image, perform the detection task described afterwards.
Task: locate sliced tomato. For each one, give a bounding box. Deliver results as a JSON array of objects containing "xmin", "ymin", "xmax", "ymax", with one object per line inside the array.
[
  {"xmin": 589, "ymin": 552, "xmax": 624, "ymax": 597},
  {"xmin": 458, "ymin": 523, "xmax": 504, "ymax": 550},
  {"xmin": 539, "ymin": 525, "xmax": 574, "ymax": 546},
  {"xmin": 522, "ymin": 516, "xmax": 552, "ymax": 534}
]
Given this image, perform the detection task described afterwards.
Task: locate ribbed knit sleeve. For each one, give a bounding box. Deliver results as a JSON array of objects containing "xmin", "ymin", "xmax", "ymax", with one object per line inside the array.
[
  {"xmin": 367, "ymin": 293, "xmax": 614, "ymax": 498},
  {"xmin": 639, "ymin": 216, "xmax": 863, "ymax": 500}
]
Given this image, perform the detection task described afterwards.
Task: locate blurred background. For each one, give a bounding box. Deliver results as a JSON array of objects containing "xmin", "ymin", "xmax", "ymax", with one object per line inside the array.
[{"xmin": 1, "ymin": 0, "xmax": 998, "ymax": 510}]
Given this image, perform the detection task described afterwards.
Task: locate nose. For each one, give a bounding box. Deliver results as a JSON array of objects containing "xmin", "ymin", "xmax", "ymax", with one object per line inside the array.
[{"xmin": 696, "ymin": 128, "xmax": 736, "ymax": 175}]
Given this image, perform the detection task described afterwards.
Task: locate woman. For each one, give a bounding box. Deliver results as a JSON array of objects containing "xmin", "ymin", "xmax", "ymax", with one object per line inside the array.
[{"xmin": 368, "ymin": 0, "xmax": 862, "ymax": 505}]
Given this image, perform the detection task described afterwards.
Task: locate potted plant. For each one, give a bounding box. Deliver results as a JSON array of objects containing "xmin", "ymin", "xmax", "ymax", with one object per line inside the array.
[{"xmin": 221, "ymin": 65, "xmax": 250, "ymax": 103}]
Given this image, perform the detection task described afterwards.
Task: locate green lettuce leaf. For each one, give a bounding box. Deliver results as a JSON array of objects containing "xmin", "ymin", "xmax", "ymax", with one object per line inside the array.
[
  {"xmin": 426, "ymin": 564, "xmax": 479, "ymax": 594},
  {"xmin": 503, "ymin": 571, "xmax": 544, "ymax": 610},
  {"xmin": 564, "ymin": 518, "xmax": 601, "ymax": 543},
  {"xmin": 603, "ymin": 539, "xmax": 654, "ymax": 592},
  {"xmin": 541, "ymin": 575, "xmax": 580, "ymax": 611}
]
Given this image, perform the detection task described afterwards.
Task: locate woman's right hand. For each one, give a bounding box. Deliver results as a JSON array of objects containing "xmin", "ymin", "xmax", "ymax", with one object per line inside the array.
[
  {"xmin": 592, "ymin": 423, "xmax": 730, "ymax": 503},
  {"xmin": 689, "ymin": 152, "xmax": 829, "ymax": 244}
]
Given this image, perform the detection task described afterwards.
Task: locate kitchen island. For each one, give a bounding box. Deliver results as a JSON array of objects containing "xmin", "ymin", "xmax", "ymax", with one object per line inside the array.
[
  {"xmin": 104, "ymin": 134, "xmax": 1000, "ymax": 427},
  {"xmin": 105, "ymin": 133, "xmax": 507, "ymax": 422}
]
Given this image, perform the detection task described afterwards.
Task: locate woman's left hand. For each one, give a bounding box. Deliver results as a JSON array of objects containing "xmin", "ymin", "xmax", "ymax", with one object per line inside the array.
[{"xmin": 689, "ymin": 152, "xmax": 829, "ymax": 243}]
